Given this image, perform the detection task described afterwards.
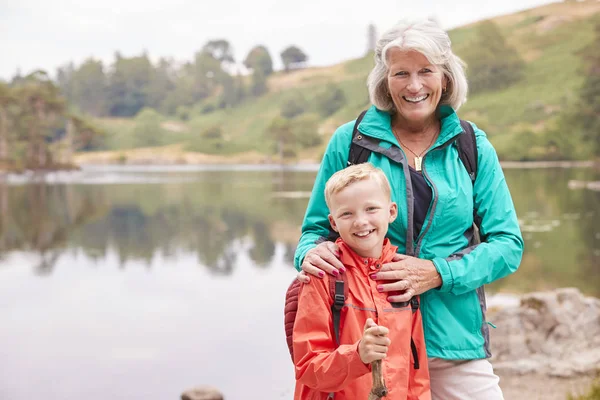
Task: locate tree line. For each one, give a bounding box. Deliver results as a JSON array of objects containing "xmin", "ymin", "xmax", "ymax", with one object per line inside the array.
[{"xmin": 52, "ymin": 41, "xmax": 308, "ymax": 119}]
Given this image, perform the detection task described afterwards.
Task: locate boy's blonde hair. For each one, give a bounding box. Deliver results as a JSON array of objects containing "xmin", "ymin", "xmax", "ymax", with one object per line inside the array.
[{"xmin": 324, "ymin": 163, "xmax": 392, "ymax": 209}]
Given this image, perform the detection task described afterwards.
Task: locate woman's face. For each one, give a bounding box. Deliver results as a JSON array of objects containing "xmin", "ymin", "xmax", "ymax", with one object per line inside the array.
[{"xmin": 386, "ymin": 48, "xmax": 447, "ymax": 126}]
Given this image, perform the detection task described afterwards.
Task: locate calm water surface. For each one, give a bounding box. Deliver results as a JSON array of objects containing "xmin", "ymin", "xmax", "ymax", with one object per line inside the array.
[{"xmin": 0, "ymin": 165, "xmax": 598, "ymax": 400}]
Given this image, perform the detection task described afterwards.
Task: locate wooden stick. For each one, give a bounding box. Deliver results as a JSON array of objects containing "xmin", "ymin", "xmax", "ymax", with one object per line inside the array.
[{"xmin": 368, "ymin": 359, "xmax": 388, "ymax": 399}]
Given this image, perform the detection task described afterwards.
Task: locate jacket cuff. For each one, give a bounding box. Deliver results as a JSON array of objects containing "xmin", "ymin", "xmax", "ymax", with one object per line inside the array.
[
  {"xmin": 343, "ymin": 341, "xmax": 371, "ymax": 375},
  {"xmin": 432, "ymin": 257, "xmax": 454, "ymax": 293}
]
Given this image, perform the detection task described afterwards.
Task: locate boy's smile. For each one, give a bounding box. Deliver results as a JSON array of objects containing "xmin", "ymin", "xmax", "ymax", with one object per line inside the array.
[{"xmin": 328, "ymin": 178, "xmax": 397, "ymax": 259}]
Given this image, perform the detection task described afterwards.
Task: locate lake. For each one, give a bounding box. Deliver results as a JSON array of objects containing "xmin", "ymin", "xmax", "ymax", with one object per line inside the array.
[{"xmin": 0, "ymin": 165, "xmax": 598, "ymax": 400}]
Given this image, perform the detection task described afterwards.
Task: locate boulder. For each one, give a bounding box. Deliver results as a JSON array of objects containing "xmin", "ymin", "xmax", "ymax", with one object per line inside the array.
[{"xmin": 489, "ymin": 288, "xmax": 600, "ymax": 377}]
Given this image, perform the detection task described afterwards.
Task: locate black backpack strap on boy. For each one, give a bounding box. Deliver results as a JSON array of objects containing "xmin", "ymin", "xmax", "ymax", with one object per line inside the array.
[{"xmin": 329, "ymin": 271, "xmax": 349, "ymax": 346}]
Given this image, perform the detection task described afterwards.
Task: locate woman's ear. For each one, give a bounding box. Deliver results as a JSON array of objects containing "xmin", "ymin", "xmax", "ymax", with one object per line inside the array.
[
  {"xmin": 389, "ymin": 202, "xmax": 398, "ymax": 223},
  {"xmin": 328, "ymin": 214, "xmax": 339, "ymax": 232}
]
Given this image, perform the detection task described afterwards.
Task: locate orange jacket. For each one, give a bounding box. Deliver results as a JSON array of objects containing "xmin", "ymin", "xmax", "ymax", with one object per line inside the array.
[{"xmin": 293, "ymin": 239, "xmax": 431, "ymax": 400}]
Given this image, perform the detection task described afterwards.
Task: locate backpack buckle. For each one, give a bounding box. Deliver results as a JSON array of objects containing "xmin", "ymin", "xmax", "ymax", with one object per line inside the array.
[{"xmin": 334, "ymin": 293, "xmax": 345, "ymax": 308}]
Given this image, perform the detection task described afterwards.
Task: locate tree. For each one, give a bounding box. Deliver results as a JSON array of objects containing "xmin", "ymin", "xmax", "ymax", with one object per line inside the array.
[
  {"xmin": 0, "ymin": 82, "xmax": 16, "ymax": 162},
  {"xmin": 280, "ymin": 45, "xmax": 308, "ymax": 72},
  {"xmin": 106, "ymin": 52, "xmax": 154, "ymax": 117},
  {"xmin": 59, "ymin": 115, "xmax": 105, "ymax": 162},
  {"xmin": 12, "ymin": 71, "xmax": 66, "ymax": 168},
  {"xmin": 146, "ymin": 57, "xmax": 176, "ymax": 113},
  {"xmin": 315, "ymin": 83, "xmax": 347, "ymax": 117},
  {"xmin": 461, "ymin": 20, "xmax": 525, "ymax": 94},
  {"xmin": 202, "ymin": 39, "xmax": 235, "ymax": 65},
  {"xmin": 70, "ymin": 58, "xmax": 108, "ymax": 116},
  {"xmin": 55, "ymin": 62, "xmax": 75, "ymax": 102},
  {"xmin": 244, "ymin": 45, "xmax": 274, "ymax": 76},
  {"xmin": 250, "ymin": 68, "xmax": 268, "ymax": 97},
  {"xmin": 366, "ymin": 23, "xmax": 377, "ymax": 54},
  {"xmin": 193, "ymin": 51, "xmax": 224, "ymax": 101}
]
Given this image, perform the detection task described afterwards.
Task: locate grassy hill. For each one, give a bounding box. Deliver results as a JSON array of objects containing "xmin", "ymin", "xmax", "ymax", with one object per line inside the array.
[{"xmin": 80, "ymin": 0, "xmax": 600, "ymax": 165}]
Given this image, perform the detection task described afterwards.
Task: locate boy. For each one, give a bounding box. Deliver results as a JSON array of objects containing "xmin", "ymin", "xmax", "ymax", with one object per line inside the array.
[{"xmin": 293, "ymin": 163, "xmax": 431, "ymax": 399}]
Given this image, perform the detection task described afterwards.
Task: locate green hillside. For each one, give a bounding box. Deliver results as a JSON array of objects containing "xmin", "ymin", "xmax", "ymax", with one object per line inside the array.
[{"xmin": 89, "ymin": 1, "xmax": 600, "ymax": 163}]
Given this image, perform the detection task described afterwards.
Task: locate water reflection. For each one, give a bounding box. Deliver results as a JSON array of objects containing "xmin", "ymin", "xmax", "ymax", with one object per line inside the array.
[
  {"xmin": 494, "ymin": 168, "xmax": 600, "ymax": 295},
  {"xmin": 0, "ymin": 170, "xmax": 312, "ymax": 277},
  {"xmin": 0, "ymin": 167, "xmax": 598, "ymax": 294}
]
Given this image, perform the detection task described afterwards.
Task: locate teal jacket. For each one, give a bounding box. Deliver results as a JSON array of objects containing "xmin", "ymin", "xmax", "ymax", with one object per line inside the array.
[{"xmin": 294, "ymin": 104, "xmax": 524, "ymax": 360}]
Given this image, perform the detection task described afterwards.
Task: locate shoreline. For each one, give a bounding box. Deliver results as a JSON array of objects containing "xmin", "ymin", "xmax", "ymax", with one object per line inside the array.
[{"xmin": 0, "ymin": 158, "xmax": 596, "ymax": 174}]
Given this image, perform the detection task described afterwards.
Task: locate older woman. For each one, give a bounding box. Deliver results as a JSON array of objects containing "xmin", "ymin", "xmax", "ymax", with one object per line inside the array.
[{"xmin": 293, "ymin": 19, "xmax": 523, "ymax": 399}]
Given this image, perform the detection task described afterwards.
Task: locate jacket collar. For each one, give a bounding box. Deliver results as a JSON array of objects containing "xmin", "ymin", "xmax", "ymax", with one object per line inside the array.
[
  {"xmin": 357, "ymin": 104, "xmax": 463, "ymax": 148},
  {"xmin": 336, "ymin": 238, "xmax": 398, "ymax": 273}
]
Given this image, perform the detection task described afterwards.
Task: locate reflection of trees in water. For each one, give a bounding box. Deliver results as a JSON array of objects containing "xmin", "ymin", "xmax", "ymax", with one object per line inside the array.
[
  {"xmin": 494, "ymin": 169, "xmax": 600, "ymax": 295},
  {"xmin": 0, "ymin": 174, "xmax": 307, "ymax": 276},
  {"xmin": 248, "ymin": 221, "xmax": 275, "ymax": 267},
  {"xmin": 284, "ymin": 243, "xmax": 297, "ymax": 265},
  {"xmin": 70, "ymin": 200, "xmax": 281, "ymax": 275},
  {"xmin": 0, "ymin": 183, "xmax": 104, "ymax": 273},
  {"xmin": 193, "ymin": 208, "xmax": 245, "ymax": 275}
]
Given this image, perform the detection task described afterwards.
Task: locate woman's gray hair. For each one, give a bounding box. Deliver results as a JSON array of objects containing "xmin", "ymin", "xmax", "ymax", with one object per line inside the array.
[{"xmin": 367, "ymin": 18, "xmax": 468, "ymax": 112}]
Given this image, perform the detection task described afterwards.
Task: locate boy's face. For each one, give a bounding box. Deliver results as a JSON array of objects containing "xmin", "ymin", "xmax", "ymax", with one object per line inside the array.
[{"xmin": 328, "ymin": 177, "xmax": 398, "ymax": 259}]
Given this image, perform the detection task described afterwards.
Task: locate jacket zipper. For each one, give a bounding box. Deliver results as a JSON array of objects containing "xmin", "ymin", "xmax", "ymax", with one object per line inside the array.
[{"xmin": 413, "ymin": 135, "xmax": 461, "ymax": 256}]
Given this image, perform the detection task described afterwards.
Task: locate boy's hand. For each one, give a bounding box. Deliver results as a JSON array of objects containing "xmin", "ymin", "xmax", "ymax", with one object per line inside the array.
[{"xmin": 358, "ymin": 318, "xmax": 390, "ymax": 364}]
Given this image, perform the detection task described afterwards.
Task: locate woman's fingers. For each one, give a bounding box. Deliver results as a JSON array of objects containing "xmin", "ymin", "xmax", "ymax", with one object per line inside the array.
[
  {"xmin": 379, "ymin": 259, "xmax": 406, "ymax": 272},
  {"xmin": 300, "ymin": 260, "xmax": 326, "ymax": 278},
  {"xmin": 373, "ymin": 269, "xmax": 409, "ymax": 281},
  {"xmin": 301, "ymin": 242, "xmax": 345, "ymax": 277},
  {"xmin": 386, "ymin": 288, "xmax": 415, "ymax": 303},
  {"xmin": 377, "ymin": 279, "xmax": 411, "ymax": 293},
  {"xmin": 325, "ymin": 241, "xmax": 340, "ymax": 258},
  {"xmin": 391, "ymin": 253, "xmax": 409, "ymax": 262},
  {"xmin": 316, "ymin": 246, "xmax": 345, "ymax": 273},
  {"xmin": 296, "ymin": 271, "xmax": 310, "ymax": 283}
]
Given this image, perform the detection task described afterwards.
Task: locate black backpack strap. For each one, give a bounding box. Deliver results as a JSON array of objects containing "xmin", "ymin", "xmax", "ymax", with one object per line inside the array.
[
  {"xmin": 348, "ymin": 110, "xmax": 371, "ymax": 166},
  {"xmin": 457, "ymin": 119, "xmax": 483, "ymax": 235},
  {"xmin": 329, "ymin": 272, "xmax": 348, "ymax": 346},
  {"xmin": 457, "ymin": 119, "xmax": 478, "ymax": 183}
]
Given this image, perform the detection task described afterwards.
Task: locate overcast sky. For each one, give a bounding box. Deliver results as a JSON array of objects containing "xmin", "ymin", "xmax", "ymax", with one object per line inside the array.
[{"xmin": 1, "ymin": 0, "xmax": 557, "ymax": 80}]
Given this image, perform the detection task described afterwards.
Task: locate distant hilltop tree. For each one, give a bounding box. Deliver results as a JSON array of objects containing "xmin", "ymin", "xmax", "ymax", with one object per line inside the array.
[
  {"xmin": 202, "ymin": 39, "xmax": 235, "ymax": 65},
  {"xmin": 280, "ymin": 46, "xmax": 308, "ymax": 72},
  {"xmin": 244, "ymin": 45, "xmax": 274, "ymax": 76}
]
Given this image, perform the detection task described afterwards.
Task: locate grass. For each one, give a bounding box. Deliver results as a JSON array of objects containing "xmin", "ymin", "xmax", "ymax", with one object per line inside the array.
[{"xmin": 568, "ymin": 377, "xmax": 600, "ymax": 400}]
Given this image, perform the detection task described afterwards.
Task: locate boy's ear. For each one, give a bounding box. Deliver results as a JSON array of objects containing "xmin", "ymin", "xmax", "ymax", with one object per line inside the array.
[
  {"xmin": 389, "ymin": 202, "xmax": 398, "ymax": 223},
  {"xmin": 328, "ymin": 214, "xmax": 339, "ymax": 232}
]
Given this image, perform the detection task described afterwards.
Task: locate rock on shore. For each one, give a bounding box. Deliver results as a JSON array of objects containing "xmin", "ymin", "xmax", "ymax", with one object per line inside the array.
[{"xmin": 489, "ymin": 287, "xmax": 600, "ymax": 377}]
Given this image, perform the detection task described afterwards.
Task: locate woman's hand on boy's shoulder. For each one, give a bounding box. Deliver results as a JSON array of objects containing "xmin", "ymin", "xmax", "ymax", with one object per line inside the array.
[
  {"xmin": 374, "ymin": 254, "xmax": 442, "ymax": 302},
  {"xmin": 297, "ymin": 241, "xmax": 345, "ymax": 283}
]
